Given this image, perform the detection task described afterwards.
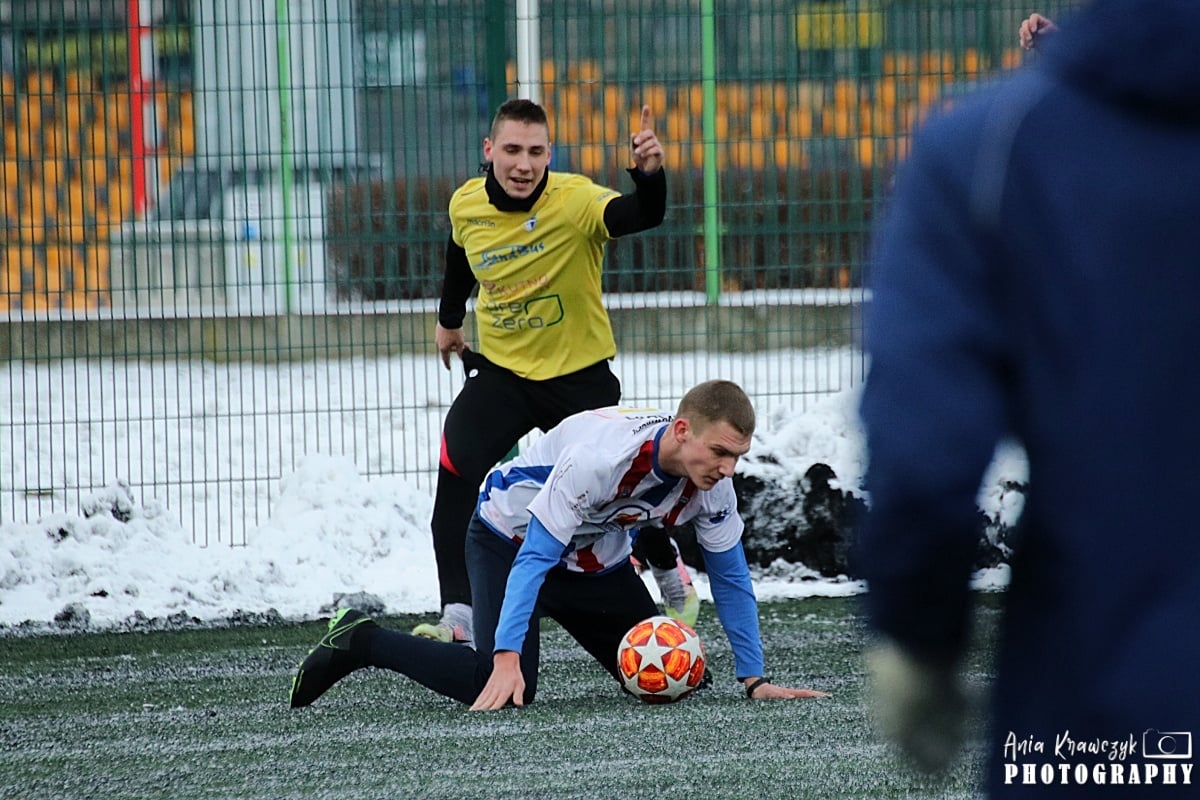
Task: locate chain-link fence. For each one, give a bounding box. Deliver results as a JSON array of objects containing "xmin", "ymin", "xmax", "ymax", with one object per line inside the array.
[{"xmin": 1, "ymin": 0, "xmax": 1077, "ymax": 543}]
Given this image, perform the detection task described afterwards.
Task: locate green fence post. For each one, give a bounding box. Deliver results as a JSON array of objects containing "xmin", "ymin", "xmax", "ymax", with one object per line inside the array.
[
  {"xmin": 701, "ymin": 0, "xmax": 721, "ymax": 304},
  {"xmin": 275, "ymin": 0, "xmax": 295, "ymax": 313},
  {"xmin": 485, "ymin": 0, "xmax": 508, "ymax": 117}
]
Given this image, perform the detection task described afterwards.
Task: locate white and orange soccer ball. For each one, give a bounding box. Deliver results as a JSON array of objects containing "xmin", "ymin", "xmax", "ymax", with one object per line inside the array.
[{"xmin": 617, "ymin": 615, "xmax": 707, "ymax": 704}]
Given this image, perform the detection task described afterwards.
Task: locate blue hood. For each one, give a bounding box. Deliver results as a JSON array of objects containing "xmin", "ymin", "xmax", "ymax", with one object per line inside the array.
[{"xmin": 1044, "ymin": 0, "xmax": 1200, "ymax": 119}]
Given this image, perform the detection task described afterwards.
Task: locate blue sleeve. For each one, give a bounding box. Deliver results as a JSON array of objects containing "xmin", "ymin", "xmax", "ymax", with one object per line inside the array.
[
  {"xmin": 858, "ymin": 108, "xmax": 1009, "ymax": 664},
  {"xmin": 701, "ymin": 542, "xmax": 765, "ymax": 680},
  {"xmin": 493, "ymin": 515, "xmax": 568, "ymax": 654}
]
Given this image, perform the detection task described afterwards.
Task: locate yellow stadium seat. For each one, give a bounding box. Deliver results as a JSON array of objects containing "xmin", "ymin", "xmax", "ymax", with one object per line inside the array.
[
  {"xmin": 773, "ymin": 138, "xmax": 808, "ymax": 170},
  {"xmin": 770, "ymin": 83, "xmax": 790, "ymax": 117},
  {"xmin": 961, "ymin": 48, "xmax": 982, "ymax": 77},
  {"xmin": 788, "ymin": 107, "xmax": 815, "ymax": 139},
  {"xmin": 916, "ymin": 77, "xmax": 942, "ymax": 109},
  {"xmin": 554, "ymin": 113, "xmax": 582, "ymax": 147},
  {"xmin": 642, "ymin": 84, "xmax": 668, "ymax": 115},
  {"xmin": 883, "ymin": 51, "xmax": 916, "ymax": 76},
  {"xmin": 540, "ymin": 59, "xmax": 556, "ymax": 87},
  {"xmin": 664, "ymin": 108, "xmax": 691, "ymax": 141},
  {"xmin": 2, "ymin": 159, "xmax": 17, "ymax": 191},
  {"xmin": 0, "ymin": 188, "xmax": 16, "ymax": 227},
  {"xmin": 43, "ymin": 245, "xmax": 64, "ymax": 293},
  {"xmin": 2, "ymin": 122, "xmax": 16, "ymax": 158},
  {"xmin": 876, "ymin": 77, "xmax": 899, "ymax": 109},
  {"xmin": 714, "ymin": 113, "xmax": 730, "ymax": 139},
  {"xmin": 581, "ymin": 114, "xmax": 604, "ymax": 145},
  {"xmin": 822, "ymin": 107, "xmax": 855, "ymax": 139},
  {"xmin": 64, "ymin": 71, "xmax": 90, "ymax": 95},
  {"xmin": 106, "ymin": 92, "xmax": 132, "ymax": 128},
  {"xmin": 85, "ymin": 244, "xmax": 110, "ymax": 295},
  {"xmin": 660, "ymin": 144, "xmax": 683, "ymax": 172},
  {"xmin": 41, "ymin": 158, "xmax": 63, "ymax": 188},
  {"xmin": 20, "ymin": 215, "xmax": 45, "ymax": 246},
  {"xmin": 749, "ymin": 108, "xmax": 770, "ymax": 140},
  {"xmin": 832, "ymin": 79, "xmax": 858, "ymax": 110},
  {"xmin": 578, "ymin": 143, "xmax": 604, "ymax": 174},
  {"xmin": 25, "ymin": 71, "xmax": 54, "ymax": 98},
  {"xmin": 181, "ymin": 124, "xmax": 200, "ymax": 157},
  {"xmin": 602, "ymin": 85, "xmax": 625, "ymax": 115},
  {"xmin": 567, "ymin": 60, "xmax": 600, "ymax": 84},
  {"xmin": 107, "ymin": 177, "xmax": 132, "ymax": 216},
  {"xmin": 858, "ymin": 101, "xmax": 877, "ymax": 136},
  {"xmin": 857, "ymin": 136, "xmax": 876, "ymax": 169},
  {"xmin": 719, "ymin": 83, "xmax": 750, "ymax": 115},
  {"xmin": 1, "ymin": 247, "xmax": 17, "ymax": 299}
]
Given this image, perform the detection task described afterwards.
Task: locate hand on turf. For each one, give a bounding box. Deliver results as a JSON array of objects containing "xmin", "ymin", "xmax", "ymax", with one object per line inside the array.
[
  {"xmin": 470, "ymin": 651, "xmax": 525, "ymax": 711},
  {"xmin": 631, "ymin": 106, "xmax": 664, "ymax": 174},
  {"xmin": 866, "ymin": 639, "xmax": 966, "ymax": 773},
  {"xmin": 435, "ymin": 323, "xmax": 468, "ymax": 370},
  {"xmin": 746, "ymin": 679, "xmax": 830, "ymax": 700}
]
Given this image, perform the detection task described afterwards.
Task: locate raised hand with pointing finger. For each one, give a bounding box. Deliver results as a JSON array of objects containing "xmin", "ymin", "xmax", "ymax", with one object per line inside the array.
[{"xmin": 631, "ymin": 105, "xmax": 664, "ymax": 174}]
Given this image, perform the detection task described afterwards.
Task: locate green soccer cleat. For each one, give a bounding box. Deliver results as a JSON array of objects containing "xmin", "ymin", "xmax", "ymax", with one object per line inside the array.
[
  {"xmin": 411, "ymin": 603, "xmax": 473, "ymax": 647},
  {"xmin": 289, "ymin": 608, "xmax": 377, "ymax": 708},
  {"xmin": 411, "ymin": 621, "xmax": 455, "ymax": 643}
]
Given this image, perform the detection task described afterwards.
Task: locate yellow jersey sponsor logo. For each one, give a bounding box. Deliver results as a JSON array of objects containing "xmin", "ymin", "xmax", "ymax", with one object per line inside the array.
[{"xmin": 485, "ymin": 294, "xmax": 564, "ymax": 331}]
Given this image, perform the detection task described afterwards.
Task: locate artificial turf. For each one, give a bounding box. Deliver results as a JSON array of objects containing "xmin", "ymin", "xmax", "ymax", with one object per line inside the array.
[{"xmin": 0, "ymin": 595, "xmax": 999, "ymax": 800}]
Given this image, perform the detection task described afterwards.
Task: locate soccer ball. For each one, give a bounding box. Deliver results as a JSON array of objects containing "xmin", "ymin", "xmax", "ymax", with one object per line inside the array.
[{"xmin": 617, "ymin": 615, "xmax": 706, "ymax": 704}]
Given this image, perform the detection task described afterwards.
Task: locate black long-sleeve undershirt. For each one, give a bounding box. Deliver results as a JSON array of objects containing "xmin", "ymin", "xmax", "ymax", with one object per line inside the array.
[{"xmin": 437, "ymin": 167, "xmax": 666, "ymax": 330}]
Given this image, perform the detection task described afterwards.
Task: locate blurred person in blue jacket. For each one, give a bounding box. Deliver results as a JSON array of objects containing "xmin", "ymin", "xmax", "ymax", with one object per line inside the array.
[{"xmin": 858, "ymin": 0, "xmax": 1200, "ymax": 795}]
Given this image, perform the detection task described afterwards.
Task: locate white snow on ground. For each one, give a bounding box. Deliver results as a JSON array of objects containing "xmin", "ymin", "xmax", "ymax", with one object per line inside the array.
[{"xmin": 0, "ymin": 350, "xmax": 1024, "ymax": 629}]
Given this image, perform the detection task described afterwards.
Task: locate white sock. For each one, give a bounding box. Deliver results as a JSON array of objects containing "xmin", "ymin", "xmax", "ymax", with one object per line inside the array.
[
  {"xmin": 443, "ymin": 602, "xmax": 473, "ymax": 633},
  {"xmin": 651, "ymin": 566, "xmax": 688, "ymax": 609}
]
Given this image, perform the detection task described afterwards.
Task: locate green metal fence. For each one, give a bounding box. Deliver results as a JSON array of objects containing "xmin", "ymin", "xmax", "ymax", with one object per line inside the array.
[{"xmin": 1, "ymin": 0, "xmax": 1077, "ymax": 543}]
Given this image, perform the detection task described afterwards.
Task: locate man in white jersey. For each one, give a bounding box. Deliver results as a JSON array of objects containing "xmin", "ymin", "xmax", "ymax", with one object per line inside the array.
[{"xmin": 289, "ymin": 380, "xmax": 829, "ymax": 709}]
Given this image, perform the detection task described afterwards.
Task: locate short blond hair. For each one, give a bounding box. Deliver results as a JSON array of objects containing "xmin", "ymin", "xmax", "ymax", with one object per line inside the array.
[{"xmin": 676, "ymin": 380, "xmax": 755, "ymax": 437}]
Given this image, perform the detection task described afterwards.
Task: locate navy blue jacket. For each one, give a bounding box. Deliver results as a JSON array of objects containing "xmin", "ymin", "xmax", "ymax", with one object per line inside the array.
[{"xmin": 859, "ymin": 0, "xmax": 1200, "ymax": 793}]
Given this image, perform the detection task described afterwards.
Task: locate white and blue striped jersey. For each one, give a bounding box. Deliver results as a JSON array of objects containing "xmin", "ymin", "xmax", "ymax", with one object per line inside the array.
[
  {"xmin": 476, "ymin": 406, "xmax": 744, "ymax": 572},
  {"xmin": 480, "ymin": 405, "xmax": 767, "ymax": 678}
]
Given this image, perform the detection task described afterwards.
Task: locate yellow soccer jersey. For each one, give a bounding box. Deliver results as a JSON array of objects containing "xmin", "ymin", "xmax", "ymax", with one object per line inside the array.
[{"xmin": 449, "ymin": 171, "xmax": 620, "ymax": 381}]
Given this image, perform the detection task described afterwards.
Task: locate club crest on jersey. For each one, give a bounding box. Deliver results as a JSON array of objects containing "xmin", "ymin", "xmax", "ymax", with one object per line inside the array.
[
  {"xmin": 708, "ymin": 505, "xmax": 731, "ymax": 524},
  {"xmin": 604, "ymin": 504, "xmax": 650, "ymax": 530},
  {"xmin": 524, "ymin": 215, "xmax": 537, "ymax": 232}
]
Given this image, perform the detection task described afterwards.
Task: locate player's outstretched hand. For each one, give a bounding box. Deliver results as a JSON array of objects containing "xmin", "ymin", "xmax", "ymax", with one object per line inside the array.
[
  {"xmin": 435, "ymin": 323, "xmax": 468, "ymax": 370},
  {"xmin": 747, "ymin": 679, "xmax": 831, "ymax": 700},
  {"xmin": 470, "ymin": 651, "xmax": 525, "ymax": 711},
  {"xmin": 631, "ymin": 105, "xmax": 664, "ymax": 174}
]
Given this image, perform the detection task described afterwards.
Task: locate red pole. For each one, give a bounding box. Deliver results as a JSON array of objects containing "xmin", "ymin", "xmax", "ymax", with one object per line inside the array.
[{"xmin": 127, "ymin": 0, "xmax": 147, "ymax": 217}]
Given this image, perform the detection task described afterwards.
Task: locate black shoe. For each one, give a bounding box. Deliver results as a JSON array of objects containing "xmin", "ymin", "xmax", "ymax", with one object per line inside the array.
[{"xmin": 289, "ymin": 609, "xmax": 377, "ymax": 708}]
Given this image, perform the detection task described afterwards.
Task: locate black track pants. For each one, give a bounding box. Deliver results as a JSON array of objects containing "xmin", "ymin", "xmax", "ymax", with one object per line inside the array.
[
  {"xmin": 429, "ymin": 350, "xmax": 620, "ymax": 607},
  {"xmin": 366, "ymin": 516, "xmax": 659, "ymax": 704}
]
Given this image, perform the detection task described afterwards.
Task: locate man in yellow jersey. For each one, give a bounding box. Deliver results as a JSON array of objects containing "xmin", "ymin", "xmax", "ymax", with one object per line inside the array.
[{"xmin": 415, "ymin": 98, "xmax": 694, "ymax": 645}]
